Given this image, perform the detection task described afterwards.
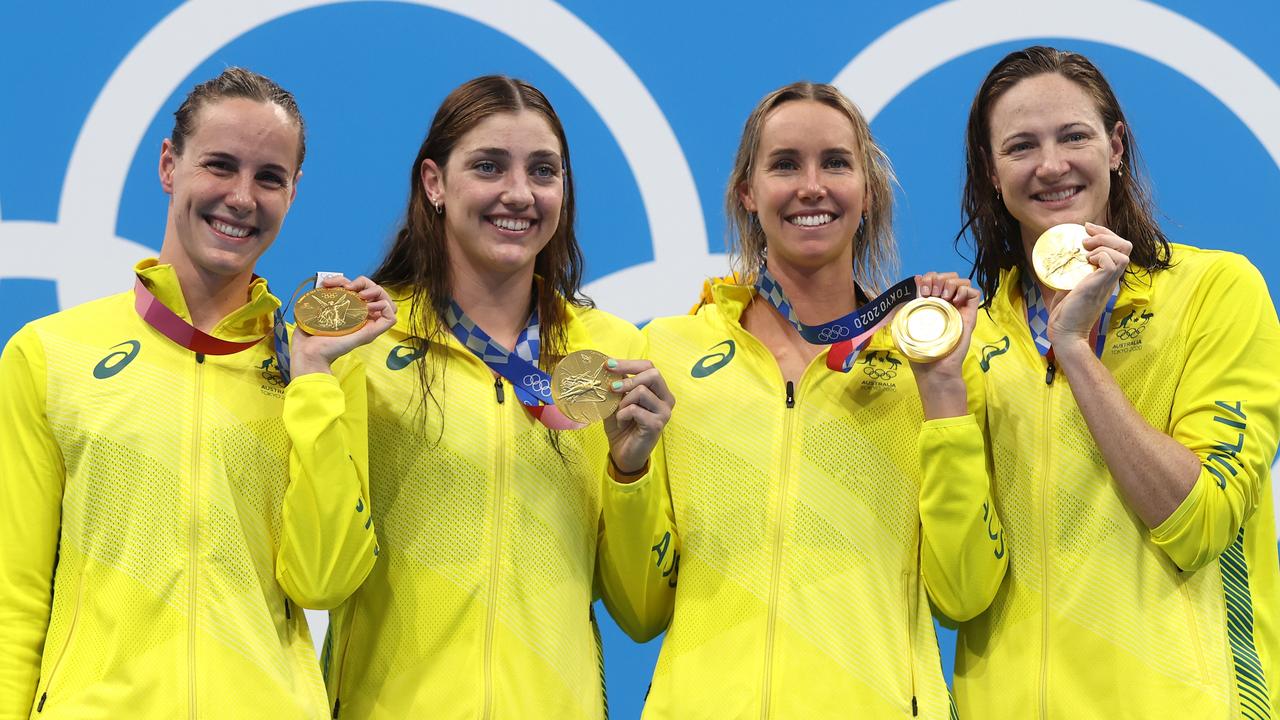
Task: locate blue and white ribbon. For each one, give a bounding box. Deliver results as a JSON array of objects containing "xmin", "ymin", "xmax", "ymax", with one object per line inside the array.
[
  {"xmin": 754, "ymin": 267, "xmax": 917, "ymax": 372},
  {"xmin": 1023, "ymin": 278, "xmax": 1119, "ymax": 360}
]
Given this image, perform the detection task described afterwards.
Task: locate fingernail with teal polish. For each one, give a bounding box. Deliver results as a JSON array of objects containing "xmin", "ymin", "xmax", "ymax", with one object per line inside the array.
[
  {"xmin": 606, "ymin": 359, "xmax": 618, "ymax": 368},
  {"xmin": 611, "ymin": 381, "xmax": 623, "ymax": 391}
]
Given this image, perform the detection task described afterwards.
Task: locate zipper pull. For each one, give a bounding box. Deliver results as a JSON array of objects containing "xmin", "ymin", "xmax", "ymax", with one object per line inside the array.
[
  {"xmin": 911, "ymin": 696, "xmax": 918, "ymax": 716},
  {"xmin": 195, "ymin": 352, "xmax": 206, "ymax": 364},
  {"xmin": 785, "ymin": 380, "xmax": 795, "ymax": 408},
  {"xmin": 494, "ymin": 376, "xmax": 505, "ymax": 404},
  {"xmin": 38, "ymin": 692, "xmax": 47, "ymax": 712},
  {"xmin": 332, "ymin": 698, "xmax": 341, "ymax": 718},
  {"xmin": 1045, "ymin": 360, "xmax": 1056, "ymax": 385},
  {"xmin": 284, "ymin": 598, "xmax": 292, "ymax": 620}
]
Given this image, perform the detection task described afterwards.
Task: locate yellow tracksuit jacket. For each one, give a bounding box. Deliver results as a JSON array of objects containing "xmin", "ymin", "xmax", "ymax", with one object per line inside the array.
[
  {"xmin": 0, "ymin": 260, "xmax": 377, "ymax": 720},
  {"xmin": 322, "ymin": 295, "xmax": 645, "ymax": 719},
  {"xmin": 957, "ymin": 244, "xmax": 1280, "ymax": 719},
  {"xmin": 597, "ymin": 280, "xmax": 1008, "ymax": 719}
]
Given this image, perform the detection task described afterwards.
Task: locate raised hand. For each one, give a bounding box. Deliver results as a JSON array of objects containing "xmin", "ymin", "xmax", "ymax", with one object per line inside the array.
[
  {"xmin": 911, "ymin": 271, "xmax": 981, "ymax": 419},
  {"xmin": 602, "ymin": 358, "xmax": 675, "ymax": 479},
  {"xmin": 1046, "ymin": 221, "xmax": 1130, "ymax": 348},
  {"xmin": 291, "ymin": 274, "xmax": 397, "ymax": 377}
]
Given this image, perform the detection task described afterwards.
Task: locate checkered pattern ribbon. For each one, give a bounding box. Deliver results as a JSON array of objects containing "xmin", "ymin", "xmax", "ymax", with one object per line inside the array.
[
  {"xmin": 1023, "ymin": 278, "xmax": 1120, "ymax": 360},
  {"xmin": 445, "ymin": 300, "xmax": 583, "ymax": 430},
  {"xmin": 272, "ymin": 305, "xmax": 291, "ymax": 384},
  {"xmin": 754, "ymin": 267, "xmax": 917, "ymax": 372}
]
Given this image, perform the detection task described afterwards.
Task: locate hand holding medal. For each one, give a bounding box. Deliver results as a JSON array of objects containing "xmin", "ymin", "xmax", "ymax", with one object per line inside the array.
[
  {"xmin": 599, "ymin": 356, "xmax": 675, "ymax": 481},
  {"xmin": 907, "ymin": 272, "xmax": 981, "ymax": 419},
  {"xmin": 1032, "ymin": 222, "xmax": 1131, "ymax": 350},
  {"xmin": 289, "ymin": 273, "xmax": 397, "ymax": 377}
]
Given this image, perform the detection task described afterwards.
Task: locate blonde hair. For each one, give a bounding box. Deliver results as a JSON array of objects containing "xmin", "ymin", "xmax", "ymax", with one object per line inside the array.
[{"xmin": 725, "ymin": 82, "xmax": 897, "ymax": 293}]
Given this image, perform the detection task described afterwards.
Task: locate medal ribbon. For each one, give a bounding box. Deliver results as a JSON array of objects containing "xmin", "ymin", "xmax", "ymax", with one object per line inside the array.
[
  {"xmin": 444, "ymin": 300, "xmax": 584, "ymax": 430},
  {"xmin": 134, "ymin": 275, "xmax": 295, "ymax": 384},
  {"xmin": 1023, "ymin": 277, "xmax": 1120, "ymax": 362},
  {"xmin": 754, "ymin": 267, "xmax": 917, "ymax": 372}
]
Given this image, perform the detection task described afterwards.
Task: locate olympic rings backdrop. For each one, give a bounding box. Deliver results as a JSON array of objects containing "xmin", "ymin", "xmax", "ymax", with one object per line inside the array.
[{"xmin": 3, "ymin": 1, "xmax": 1279, "ymax": 716}]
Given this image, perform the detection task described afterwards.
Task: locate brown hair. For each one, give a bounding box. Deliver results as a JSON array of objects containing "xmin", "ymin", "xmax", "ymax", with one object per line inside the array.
[
  {"xmin": 958, "ymin": 46, "xmax": 1171, "ymax": 302},
  {"xmin": 170, "ymin": 67, "xmax": 306, "ymax": 170},
  {"xmin": 371, "ymin": 75, "xmax": 590, "ymax": 423},
  {"xmin": 726, "ymin": 81, "xmax": 897, "ymax": 293}
]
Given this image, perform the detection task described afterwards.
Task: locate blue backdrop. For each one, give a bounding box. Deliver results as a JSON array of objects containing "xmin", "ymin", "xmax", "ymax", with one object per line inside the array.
[{"xmin": 3, "ymin": 2, "xmax": 1279, "ymax": 717}]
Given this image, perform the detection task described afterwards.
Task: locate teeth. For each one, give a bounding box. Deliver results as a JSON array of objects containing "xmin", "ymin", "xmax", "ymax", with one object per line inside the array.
[
  {"xmin": 1036, "ymin": 188, "xmax": 1079, "ymax": 202},
  {"xmin": 788, "ymin": 213, "xmax": 833, "ymax": 227},
  {"xmin": 491, "ymin": 217, "xmax": 532, "ymax": 231},
  {"xmin": 210, "ymin": 219, "xmax": 251, "ymax": 238}
]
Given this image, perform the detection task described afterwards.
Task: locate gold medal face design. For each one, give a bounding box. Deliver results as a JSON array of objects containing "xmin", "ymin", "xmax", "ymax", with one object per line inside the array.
[
  {"xmin": 892, "ymin": 297, "xmax": 962, "ymax": 362},
  {"xmin": 294, "ymin": 288, "xmax": 368, "ymax": 336},
  {"xmin": 551, "ymin": 349, "xmax": 625, "ymax": 424},
  {"xmin": 1033, "ymin": 223, "xmax": 1095, "ymax": 291}
]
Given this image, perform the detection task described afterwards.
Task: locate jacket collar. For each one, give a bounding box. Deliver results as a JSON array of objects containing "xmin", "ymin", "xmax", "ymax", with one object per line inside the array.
[
  {"xmin": 704, "ymin": 275, "xmax": 897, "ymax": 352},
  {"xmin": 388, "ymin": 283, "xmax": 591, "ymax": 357},
  {"xmin": 134, "ymin": 258, "xmax": 279, "ymax": 342},
  {"xmin": 990, "ymin": 263, "xmax": 1154, "ymax": 327}
]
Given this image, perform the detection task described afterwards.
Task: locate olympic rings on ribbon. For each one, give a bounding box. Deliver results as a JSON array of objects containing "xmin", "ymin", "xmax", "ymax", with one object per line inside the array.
[
  {"xmin": 522, "ymin": 374, "xmax": 552, "ymax": 394},
  {"xmin": 816, "ymin": 325, "xmax": 851, "ymax": 342}
]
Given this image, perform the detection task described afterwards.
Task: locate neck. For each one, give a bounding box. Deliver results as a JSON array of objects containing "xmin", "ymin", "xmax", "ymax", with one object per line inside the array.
[
  {"xmin": 764, "ymin": 258, "xmax": 858, "ymax": 325},
  {"xmin": 451, "ymin": 263, "xmax": 536, "ymax": 349},
  {"xmin": 158, "ymin": 252, "xmax": 254, "ymax": 335}
]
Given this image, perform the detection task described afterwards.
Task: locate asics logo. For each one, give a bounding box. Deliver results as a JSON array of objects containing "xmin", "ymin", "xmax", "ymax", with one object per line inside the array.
[
  {"xmin": 691, "ymin": 340, "xmax": 735, "ymax": 378},
  {"xmin": 386, "ymin": 343, "xmax": 426, "ymax": 370},
  {"xmin": 816, "ymin": 325, "xmax": 850, "ymax": 342},
  {"xmin": 979, "ymin": 336, "xmax": 1010, "ymax": 372},
  {"xmin": 523, "ymin": 374, "xmax": 552, "ymax": 395},
  {"xmin": 92, "ymin": 340, "xmax": 140, "ymax": 379}
]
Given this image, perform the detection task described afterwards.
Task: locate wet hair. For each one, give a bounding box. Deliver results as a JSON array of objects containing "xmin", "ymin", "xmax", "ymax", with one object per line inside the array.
[
  {"xmin": 958, "ymin": 45, "xmax": 1172, "ymax": 302},
  {"xmin": 725, "ymin": 81, "xmax": 898, "ymax": 293},
  {"xmin": 170, "ymin": 66, "xmax": 306, "ymax": 170},
  {"xmin": 371, "ymin": 75, "xmax": 590, "ymax": 428}
]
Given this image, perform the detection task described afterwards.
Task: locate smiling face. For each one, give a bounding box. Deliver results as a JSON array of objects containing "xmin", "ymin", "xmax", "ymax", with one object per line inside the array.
[
  {"xmin": 739, "ymin": 100, "xmax": 868, "ymax": 274},
  {"xmin": 421, "ymin": 110, "xmax": 564, "ymax": 283},
  {"xmin": 158, "ymin": 97, "xmax": 301, "ymax": 287},
  {"xmin": 987, "ymin": 72, "xmax": 1123, "ymax": 254}
]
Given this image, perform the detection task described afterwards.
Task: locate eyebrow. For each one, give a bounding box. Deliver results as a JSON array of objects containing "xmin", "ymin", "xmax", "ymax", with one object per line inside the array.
[
  {"xmin": 999, "ymin": 122, "xmax": 1094, "ymax": 146},
  {"xmin": 766, "ymin": 146, "xmax": 855, "ymax": 159},
  {"xmin": 203, "ymin": 151, "xmax": 291, "ymax": 177},
  {"xmin": 467, "ymin": 147, "xmax": 563, "ymax": 163}
]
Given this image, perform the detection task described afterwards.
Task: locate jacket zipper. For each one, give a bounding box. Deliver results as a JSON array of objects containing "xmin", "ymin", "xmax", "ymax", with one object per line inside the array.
[
  {"xmin": 1038, "ymin": 367, "xmax": 1054, "ymax": 720},
  {"xmin": 35, "ymin": 568, "xmax": 87, "ymax": 713},
  {"xmin": 189, "ymin": 352, "xmax": 205, "ymax": 720},
  {"xmin": 482, "ymin": 382, "xmax": 509, "ymax": 720},
  {"xmin": 903, "ymin": 571, "xmax": 918, "ymax": 716},
  {"xmin": 330, "ymin": 598, "xmax": 360, "ymax": 718},
  {"xmin": 760, "ymin": 380, "xmax": 798, "ymax": 720}
]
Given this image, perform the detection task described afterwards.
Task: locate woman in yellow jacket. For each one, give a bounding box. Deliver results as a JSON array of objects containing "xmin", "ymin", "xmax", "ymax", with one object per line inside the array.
[
  {"xmin": 321, "ymin": 76, "xmax": 673, "ymax": 719},
  {"xmin": 954, "ymin": 46, "xmax": 1280, "ymax": 718},
  {"xmin": 0, "ymin": 68, "xmax": 392, "ymax": 719},
  {"xmin": 597, "ymin": 82, "xmax": 1008, "ymax": 718}
]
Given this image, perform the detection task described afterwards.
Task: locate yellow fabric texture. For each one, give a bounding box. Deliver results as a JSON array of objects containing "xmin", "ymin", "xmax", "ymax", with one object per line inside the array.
[
  {"xmin": 0, "ymin": 260, "xmax": 377, "ymax": 720},
  {"xmin": 597, "ymin": 280, "xmax": 1007, "ymax": 719},
  {"xmin": 323, "ymin": 292, "xmax": 645, "ymax": 720},
  {"xmin": 957, "ymin": 244, "xmax": 1280, "ymax": 719}
]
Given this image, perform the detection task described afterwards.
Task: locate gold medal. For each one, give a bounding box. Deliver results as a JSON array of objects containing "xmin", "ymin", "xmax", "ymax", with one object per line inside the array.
[
  {"xmin": 1033, "ymin": 223, "xmax": 1095, "ymax": 291},
  {"xmin": 892, "ymin": 297, "xmax": 962, "ymax": 362},
  {"xmin": 294, "ymin": 287, "xmax": 368, "ymax": 336},
  {"xmin": 551, "ymin": 349, "xmax": 625, "ymax": 424}
]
